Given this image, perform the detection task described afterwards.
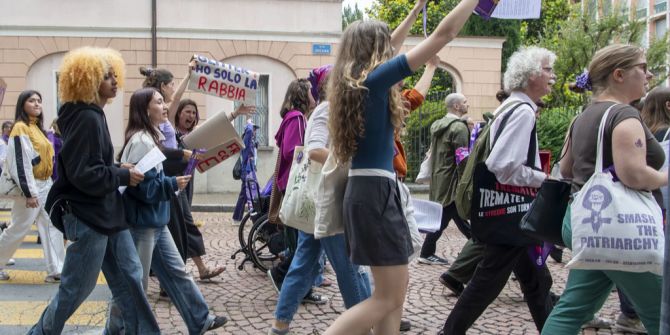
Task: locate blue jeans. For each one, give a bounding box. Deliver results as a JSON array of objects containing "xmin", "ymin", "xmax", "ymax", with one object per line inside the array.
[
  {"xmin": 274, "ymin": 231, "xmax": 371, "ymax": 323},
  {"xmin": 29, "ymin": 213, "xmax": 159, "ymax": 335},
  {"xmin": 107, "ymin": 226, "xmax": 213, "ymax": 335}
]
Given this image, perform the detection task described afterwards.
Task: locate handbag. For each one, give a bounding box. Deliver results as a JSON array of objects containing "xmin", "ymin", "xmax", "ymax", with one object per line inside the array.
[
  {"xmin": 470, "ymin": 104, "xmax": 540, "ymax": 247},
  {"xmin": 279, "ymin": 146, "xmax": 322, "ymax": 233},
  {"xmin": 232, "ymin": 156, "xmax": 242, "ymax": 180},
  {"xmin": 519, "ymin": 179, "xmax": 571, "ymax": 246},
  {"xmin": 268, "ymin": 115, "xmax": 306, "ymax": 225},
  {"xmin": 519, "ymin": 118, "xmax": 577, "ymax": 246},
  {"xmin": 313, "ymin": 151, "xmax": 349, "ymax": 239},
  {"xmin": 415, "ymin": 149, "xmax": 431, "ymax": 184},
  {"xmin": 567, "ymin": 105, "xmax": 665, "ymax": 275}
]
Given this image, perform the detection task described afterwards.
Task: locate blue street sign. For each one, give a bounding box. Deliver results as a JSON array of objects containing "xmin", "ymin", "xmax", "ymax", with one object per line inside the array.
[{"xmin": 312, "ymin": 44, "xmax": 332, "ymax": 55}]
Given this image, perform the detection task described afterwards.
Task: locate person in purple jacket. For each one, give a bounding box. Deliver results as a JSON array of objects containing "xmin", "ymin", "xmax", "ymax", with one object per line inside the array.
[
  {"xmin": 46, "ymin": 119, "xmax": 62, "ymax": 181},
  {"xmin": 266, "ymin": 78, "xmax": 328, "ymax": 305}
]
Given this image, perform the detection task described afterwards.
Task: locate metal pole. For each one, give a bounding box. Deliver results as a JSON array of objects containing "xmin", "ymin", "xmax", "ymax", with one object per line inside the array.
[{"xmin": 151, "ymin": 0, "xmax": 157, "ymax": 68}]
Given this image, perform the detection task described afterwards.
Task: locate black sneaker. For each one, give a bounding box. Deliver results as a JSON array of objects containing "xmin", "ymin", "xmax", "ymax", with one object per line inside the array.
[
  {"xmin": 439, "ymin": 273, "xmax": 464, "ymax": 296},
  {"xmin": 302, "ymin": 292, "xmax": 329, "ymax": 305},
  {"xmin": 207, "ymin": 315, "xmax": 228, "ymax": 331},
  {"xmin": 418, "ymin": 255, "xmax": 449, "ymax": 265},
  {"xmin": 400, "ymin": 319, "xmax": 411, "ymax": 332}
]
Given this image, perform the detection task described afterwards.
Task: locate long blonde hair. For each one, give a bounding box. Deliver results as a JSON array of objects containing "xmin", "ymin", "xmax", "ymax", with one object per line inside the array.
[{"xmin": 327, "ymin": 20, "xmax": 407, "ymax": 163}]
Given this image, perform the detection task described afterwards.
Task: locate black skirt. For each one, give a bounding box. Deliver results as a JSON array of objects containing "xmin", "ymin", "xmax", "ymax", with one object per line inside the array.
[{"xmin": 343, "ymin": 175, "xmax": 412, "ymax": 266}]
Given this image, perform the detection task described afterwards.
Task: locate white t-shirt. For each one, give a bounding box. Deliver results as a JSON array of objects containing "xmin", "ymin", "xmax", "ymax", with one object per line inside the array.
[{"xmin": 305, "ymin": 101, "xmax": 329, "ymax": 151}]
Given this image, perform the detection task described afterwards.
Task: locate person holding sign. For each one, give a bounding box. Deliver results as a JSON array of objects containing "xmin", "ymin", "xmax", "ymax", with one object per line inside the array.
[
  {"xmin": 323, "ymin": 0, "xmax": 479, "ymax": 333},
  {"xmin": 141, "ymin": 64, "xmax": 254, "ymax": 280},
  {"xmin": 30, "ymin": 47, "xmax": 158, "ymax": 335},
  {"xmin": 108, "ymin": 87, "xmax": 227, "ymax": 334}
]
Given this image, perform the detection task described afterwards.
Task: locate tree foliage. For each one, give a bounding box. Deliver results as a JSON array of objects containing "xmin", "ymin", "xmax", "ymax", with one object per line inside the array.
[
  {"xmin": 366, "ymin": 0, "xmax": 521, "ymax": 95},
  {"xmin": 342, "ymin": 4, "xmax": 364, "ymax": 30},
  {"xmin": 535, "ymin": 4, "xmax": 669, "ymax": 108}
]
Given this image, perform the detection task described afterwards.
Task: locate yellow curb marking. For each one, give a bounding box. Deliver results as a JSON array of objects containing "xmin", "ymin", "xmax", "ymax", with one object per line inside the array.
[
  {"xmin": 0, "ymin": 270, "xmax": 106, "ymax": 285},
  {"xmin": 0, "ymin": 301, "xmax": 107, "ymax": 326}
]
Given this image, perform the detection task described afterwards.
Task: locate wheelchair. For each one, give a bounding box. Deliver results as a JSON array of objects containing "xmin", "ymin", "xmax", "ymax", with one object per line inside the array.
[{"xmin": 231, "ymin": 178, "xmax": 285, "ymax": 272}]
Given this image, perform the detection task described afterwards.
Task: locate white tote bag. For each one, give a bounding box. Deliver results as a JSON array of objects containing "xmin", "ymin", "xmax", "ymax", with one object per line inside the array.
[
  {"xmin": 398, "ymin": 182, "xmax": 424, "ymax": 261},
  {"xmin": 567, "ymin": 105, "xmax": 665, "ymax": 275},
  {"xmin": 314, "ymin": 152, "xmax": 349, "ymax": 239},
  {"xmin": 415, "ymin": 149, "xmax": 432, "ymax": 184},
  {"xmin": 279, "ymin": 146, "xmax": 322, "ymax": 234}
]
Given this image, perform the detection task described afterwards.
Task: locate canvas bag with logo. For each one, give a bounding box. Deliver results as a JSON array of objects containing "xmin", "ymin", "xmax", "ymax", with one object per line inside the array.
[
  {"xmin": 279, "ymin": 146, "xmax": 322, "ymax": 233},
  {"xmin": 567, "ymin": 105, "xmax": 665, "ymax": 275}
]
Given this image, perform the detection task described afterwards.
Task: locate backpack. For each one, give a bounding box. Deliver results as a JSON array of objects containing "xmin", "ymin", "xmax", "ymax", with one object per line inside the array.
[{"xmin": 454, "ymin": 101, "xmax": 529, "ymax": 220}]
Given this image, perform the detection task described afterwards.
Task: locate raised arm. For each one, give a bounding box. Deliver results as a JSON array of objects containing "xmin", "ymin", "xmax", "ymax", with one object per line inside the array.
[
  {"xmin": 391, "ymin": 0, "xmax": 429, "ymax": 54},
  {"xmin": 413, "ymin": 55, "xmax": 439, "ymax": 96},
  {"xmin": 405, "ymin": 0, "xmax": 478, "ymax": 71},
  {"xmin": 168, "ymin": 60, "xmax": 196, "ymax": 122}
]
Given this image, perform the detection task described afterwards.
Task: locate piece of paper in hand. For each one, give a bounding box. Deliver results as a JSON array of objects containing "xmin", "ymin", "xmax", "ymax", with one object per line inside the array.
[
  {"xmin": 412, "ymin": 199, "xmax": 443, "ymax": 233},
  {"xmin": 118, "ymin": 147, "xmax": 167, "ymax": 194},
  {"xmin": 491, "ymin": 0, "xmax": 542, "ymax": 19}
]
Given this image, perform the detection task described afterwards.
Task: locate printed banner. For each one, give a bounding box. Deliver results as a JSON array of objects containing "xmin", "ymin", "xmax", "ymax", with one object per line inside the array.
[
  {"xmin": 475, "ymin": 0, "xmax": 542, "ymax": 20},
  {"xmin": 181, "ymin": 110, "xmax": 245, "ymax": 173},
  {"xmin": 188, "ymin": 54, "xmax": 259, "ymax": 104}
]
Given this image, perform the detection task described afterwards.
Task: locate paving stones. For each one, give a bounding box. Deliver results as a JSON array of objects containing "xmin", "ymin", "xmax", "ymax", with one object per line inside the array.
[{"xmin": 149, "ymin": 212, "xmax": 629, "ymax": 335}]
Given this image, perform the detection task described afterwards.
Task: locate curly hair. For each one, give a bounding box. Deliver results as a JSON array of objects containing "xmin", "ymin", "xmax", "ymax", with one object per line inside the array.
[
  {"xmin": 503, "ymin": 47, "xmax": 556, "ymax": 92},
  {"xmin": 327, "ymin": 20, "xmax": 406, "ymax": 164},
  {"xmin": 58, "ymin": 47, "xmax": 125, "ymax": 104},
  {"xmin": 280, "ymin": 78, "xmax": 312, "ymax": 118}
]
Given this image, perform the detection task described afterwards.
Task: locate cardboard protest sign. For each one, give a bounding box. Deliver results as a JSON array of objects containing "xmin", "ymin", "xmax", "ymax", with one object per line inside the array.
[
  {"xmin": 181, "ymin": 110, "xmax": 245, "ymax": 173},
  {"xmin": 188, "ymin": 54, "xmax": 259, "ymax": 104},
  {"xmin": 0, "ymin": 78, "xmax": 6, "ymax": 107}
]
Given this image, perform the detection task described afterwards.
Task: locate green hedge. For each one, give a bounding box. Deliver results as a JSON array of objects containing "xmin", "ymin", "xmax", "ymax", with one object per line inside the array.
[
  {"xmin": 402, "ymin": 100, "xmax": 446, "ymax": 182},
  {"xmin": 537, "ymin": 106, "xmax": 580, "ymax": 165}
]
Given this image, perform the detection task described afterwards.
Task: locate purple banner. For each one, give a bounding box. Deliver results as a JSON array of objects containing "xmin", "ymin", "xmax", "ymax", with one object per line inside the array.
[
  {"xmin": 183, "ymin": 149, "xmax": 205, "ymax": 176},
  {"xmin": 474, "ymin": 0, "xmax": 499, "ymax": 20}
]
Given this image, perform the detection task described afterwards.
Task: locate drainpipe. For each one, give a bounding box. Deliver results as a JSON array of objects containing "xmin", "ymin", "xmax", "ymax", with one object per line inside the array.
[{"xmin": 151, "ymin": 0, "xmax": 157, "ymax": 68}]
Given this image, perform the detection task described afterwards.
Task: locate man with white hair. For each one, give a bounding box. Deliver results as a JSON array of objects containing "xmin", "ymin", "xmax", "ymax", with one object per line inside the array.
[
  {"xmin": 440, "ymin": 47, "xmax": 556, "ymax": 334},
  {"xmin": 418, "ymin": 93, "xmax": 470, "ymax": 265}
]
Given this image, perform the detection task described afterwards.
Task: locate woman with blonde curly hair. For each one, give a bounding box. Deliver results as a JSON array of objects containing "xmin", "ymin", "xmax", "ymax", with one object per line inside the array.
[
  {"xmin": 29, "ymin": 47, "xmax": 160, "ymax": 335},
  {"xmin": 323, "ymin": 0, "xmax": 478, "ymax": 333}
]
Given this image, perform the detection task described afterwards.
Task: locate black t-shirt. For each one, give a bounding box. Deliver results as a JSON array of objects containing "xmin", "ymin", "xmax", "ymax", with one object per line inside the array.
[{"xmin": 570, "ymin": 101, "xmax": 665, "ymax": 206}]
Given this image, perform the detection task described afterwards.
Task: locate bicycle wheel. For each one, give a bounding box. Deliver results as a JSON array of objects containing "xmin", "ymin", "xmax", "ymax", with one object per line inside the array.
[{"xmin": 247, "ymin": 214, "xmax": 281, "ymax": 272}]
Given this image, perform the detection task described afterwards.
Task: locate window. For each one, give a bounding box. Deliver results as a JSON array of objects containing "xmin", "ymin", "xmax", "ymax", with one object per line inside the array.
[
  {"xmin": 655, "ymin": 17, "xmax": 668, "ymax": 38},
  {"xmin": 641, "ymin": 25, "xmax": 649, "ymax": 46},
  {"xmin": 637, "ymin": 0, "xmax": 648, "ymax": 17},
  {"xmin": 54, "ymin": 71, "xmax": 62, "ymax": 112},
  {"xmin": 234, "ymin": 74, "xmax": 269, "ymax": 146},
  {"xmin": 655, "ymin": 0, "xmax": 667, "ymax": 13}
]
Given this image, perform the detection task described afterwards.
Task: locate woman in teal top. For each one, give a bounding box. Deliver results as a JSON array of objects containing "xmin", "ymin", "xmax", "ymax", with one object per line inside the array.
[{"xmin": 323, "ymin": 0, "xmax": 479, "ymax": 333}]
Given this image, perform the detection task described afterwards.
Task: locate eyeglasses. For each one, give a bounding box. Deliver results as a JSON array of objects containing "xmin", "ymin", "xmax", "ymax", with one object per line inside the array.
[{"xmin": 628, "ymin": 62, "xmax": 648, "ymax": 73}]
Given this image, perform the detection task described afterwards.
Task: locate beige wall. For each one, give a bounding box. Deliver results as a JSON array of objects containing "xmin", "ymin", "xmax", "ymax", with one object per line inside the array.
[{"xmin": 0, "ymin": 0, "xmax": 504, "ymax": 192}]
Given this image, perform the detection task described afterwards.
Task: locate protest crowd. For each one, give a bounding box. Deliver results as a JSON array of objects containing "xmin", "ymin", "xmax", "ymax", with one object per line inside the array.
[{"xmin": 0, "ymin": 0, "xmax": 669, "ymax": 334}]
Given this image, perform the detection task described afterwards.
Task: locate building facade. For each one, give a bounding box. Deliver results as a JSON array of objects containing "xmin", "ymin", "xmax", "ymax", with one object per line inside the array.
[{"xmin": 0, "ymin": 0, "xmax": 504, "ymax": 192}]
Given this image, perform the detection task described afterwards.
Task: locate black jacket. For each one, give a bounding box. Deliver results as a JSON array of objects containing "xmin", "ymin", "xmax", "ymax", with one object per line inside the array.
[{"xmin": 46, "ymin": 102, "xmax": 130, "ymax": 235}]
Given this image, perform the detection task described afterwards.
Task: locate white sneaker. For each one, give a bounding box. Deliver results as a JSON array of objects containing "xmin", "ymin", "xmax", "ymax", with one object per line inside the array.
[
  {"xmin": 5, "ymin": 258, "xmax": 15, "ymax": 266},
  {"xmin": 232, "ymin": 219, "xmax": 242, "ymax": 226}
]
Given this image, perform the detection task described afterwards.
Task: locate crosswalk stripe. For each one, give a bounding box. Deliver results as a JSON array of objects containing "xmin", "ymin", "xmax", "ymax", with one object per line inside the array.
[
  {"xmin": 0, "ymin": 301, "xmax": 108, "ymax": 326},
  {"xmin": 10, "ymin": 249, "xmax": 43, "ymax": 259},
  {"xmin": 23, "ymin": 235, "xmax": 37, "ymax": 243},
  {"xmin": 0, "ymin": 270, "xmax": 106, "ymax": 285}
]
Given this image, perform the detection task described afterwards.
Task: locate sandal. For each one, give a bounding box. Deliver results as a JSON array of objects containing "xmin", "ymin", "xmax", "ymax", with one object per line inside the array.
[{"xmin": 199, "ymin": 266, "xmax": 225, "ymax": 280}]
